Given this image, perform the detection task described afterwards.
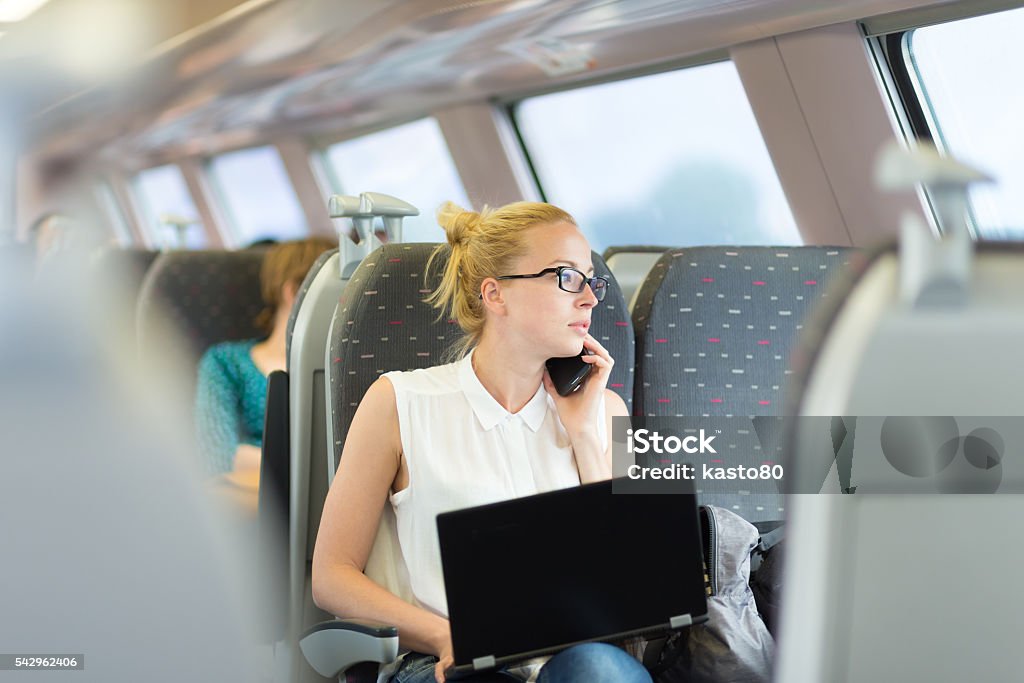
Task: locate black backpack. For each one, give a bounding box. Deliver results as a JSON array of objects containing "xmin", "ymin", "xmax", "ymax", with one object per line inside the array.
[{"xmin": 645, "ymin": 506, "xmax": 777, "ymax": 683}]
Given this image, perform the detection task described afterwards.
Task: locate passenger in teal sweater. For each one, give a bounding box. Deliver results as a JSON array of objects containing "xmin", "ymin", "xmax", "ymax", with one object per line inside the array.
[
  {"xmin": 195, "ymin": 340, "xmax": 268, "ymax": 475},
  {"xmin": 195, "ymin": 237, "xmax": 335, "ymax": 475}
]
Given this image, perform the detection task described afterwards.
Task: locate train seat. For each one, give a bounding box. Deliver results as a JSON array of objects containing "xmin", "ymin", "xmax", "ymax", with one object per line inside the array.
[
  {"xmin": 299, "ymin": 242, "xmax": 634, "ymax": 681},
  {"xmin": 286, "ymin": 248, "xmax": 349, "ymax": 360},
  {"xmin": 261, "ymin": 247, "xmax": 364, "ymax": 674},
  {"xmin": 630, "ymin": 246, "xmax": 852, "ymax": 524},
  {"xmin": 88, "ymin": 247, "xmax": 159, "ymax": 346},
  {"xmin": 1, "ymin": 267, "xmax": 263, "ymax": 682},
  {"xmin": 259, "ymin": 247, "xmax": 337, "ymax": 636},
  {"xmin": 777, "ymin": 240, "xmax": 1024, "ymax": 682},
  {"xmin": 136, "ymin": 249, "xmax": 266, "ymax": 397},
  {"xmin": 601, "ymin": 245, "xmax": 668, "ymax": 312},
  {"xmin": 271, "ymin": 193, "xmax": 422, "ymax": 682},
  {"xmin": 91, "ymin": 246, "xmax": 160, "ymax": 288},
  {"xmin": 0, "ymin": 240, "xmax": 35, "ymax": 274}
]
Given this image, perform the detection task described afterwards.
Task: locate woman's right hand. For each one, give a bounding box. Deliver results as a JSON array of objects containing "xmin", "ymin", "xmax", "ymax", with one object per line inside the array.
[{"xmin": 433, "ymin": 638, "xmax": 454, "ymax": 683}]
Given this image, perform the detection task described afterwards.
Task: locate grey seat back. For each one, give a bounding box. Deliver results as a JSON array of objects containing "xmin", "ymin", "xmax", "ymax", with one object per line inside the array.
[
  {"xmin": 281, "ymin": 248, "xmax": 365, "ymax": 683},
  {"xmin": 136, "ymin": 249, "xmax": 266, "ymax": 396},
  {"xmin": 0, "ymin": 242, "xmax": 35, "ymax": 280},
  {"xmin": 1, "ymin": 271, "xmax": 263, "ymax": 683},
  {"xmin": 321, "ymin": 243, "xmax": 465, "ymax": 633},
  {"xmin": 287, "ymin": 249, "xmax": 351, "ymax": 362},
  {"xmin": 90, "ymin": 247, "xmax": 159, "ymax": 346},
  {"xmin": 91, "ymin": 247, "xmax": 159, "ymax": 290},
  {"xmin": 778, "ymin": 242, "xmax": 1024, "ymax": 682},
  {"xmin": 631, "ymin": 246, "xmax": 851, "ymax": 522}
]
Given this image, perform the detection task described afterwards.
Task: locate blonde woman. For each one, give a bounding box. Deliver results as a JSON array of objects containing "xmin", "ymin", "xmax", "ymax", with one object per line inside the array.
[{"xmin": 312, "ymin": 202, "xmax": 647, "ymax": 683}]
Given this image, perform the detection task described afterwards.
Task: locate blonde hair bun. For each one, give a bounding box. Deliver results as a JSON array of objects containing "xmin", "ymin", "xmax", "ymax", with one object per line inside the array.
[{"xmin": 437, "ymin": 201, "xmax": 481, "ymax": 247}]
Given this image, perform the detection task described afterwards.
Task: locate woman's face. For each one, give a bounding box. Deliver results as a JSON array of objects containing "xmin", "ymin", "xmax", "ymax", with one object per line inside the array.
[{"xmin": 496, "ymin": 220, "xmax": 600, "ymax": 359}]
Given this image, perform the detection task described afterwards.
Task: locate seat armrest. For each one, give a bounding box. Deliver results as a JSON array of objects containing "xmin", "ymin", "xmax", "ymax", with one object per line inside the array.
[
  {"xmin": 259, "ymin": 370, "xmax": 290, "ymax": 520},
  {"xmin": 258, "ymin": 370, "xmax": 290, "ymax": 642},
  {"xmin": 300, "ymin": 619, "xmax": 399, "ymax": 678}
]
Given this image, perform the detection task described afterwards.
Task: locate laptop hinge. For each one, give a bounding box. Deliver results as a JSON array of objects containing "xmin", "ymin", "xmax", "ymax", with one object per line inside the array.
[
  {"xmin": 670, "ymin": 614, "xmax": 693, "ymax": 629},
  {"xmin": 472, "ymin": 656, "xmax": 497, "ymax": 670}
]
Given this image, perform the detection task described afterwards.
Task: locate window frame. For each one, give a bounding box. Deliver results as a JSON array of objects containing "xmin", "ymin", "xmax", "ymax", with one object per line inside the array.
[
  {"xmin": 504, "ymin": 50, "xmax": 802, "ymax": 250},
  {"xmin": 204, "ymin": 144, "xmax": 310, "ymax": 246},
  {"xmin": 314, "ymin": 115, "xmax": 471, "ymax": 242},
  {"xmin": 873, "ymin": 16, "xmax": 1024, "ymax": 240},
  {"xmin": 131, "ymin": 163, "xmax": 206, "ymax": 250},
  {"xmin": 93, "ymin": 179, "xmax": 134, "ymax": 247},
  {"xmin": 310, "ymin": 113, "xmax": 439, "ymax": 167}
]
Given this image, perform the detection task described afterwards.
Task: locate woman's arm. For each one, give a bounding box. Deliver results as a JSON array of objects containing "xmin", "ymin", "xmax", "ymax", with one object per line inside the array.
[
  {"xmin": 311, "ymin": 376, "xmax": 451, "ymax": 659},
  {"xmin": 603, "ymin": 389, "xmax": 630, "ymax": 463},
  {"xmin": 544, "ymin": 334, "xmax": 627, "ymax": 483},
  {"xmin": 567, "ymin": 388, "xmax": 629, "ymax": 482},
  {"xmin": 195, "ymin": 347, "xmax": 243, "ymax": 475}
]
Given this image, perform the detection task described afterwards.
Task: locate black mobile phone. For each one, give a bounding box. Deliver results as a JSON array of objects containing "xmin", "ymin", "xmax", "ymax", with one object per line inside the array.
[{"xmin": 545, "ymin": 350, "xmax": 592, "ymax": 397}]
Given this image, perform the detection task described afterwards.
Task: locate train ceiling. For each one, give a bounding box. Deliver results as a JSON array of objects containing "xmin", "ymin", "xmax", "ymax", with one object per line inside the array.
[{"xmin": 1, "ymin": 0, "xmax": 968, "ymax": 166}]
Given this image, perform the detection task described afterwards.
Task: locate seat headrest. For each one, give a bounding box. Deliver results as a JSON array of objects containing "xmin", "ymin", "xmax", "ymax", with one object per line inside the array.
[
  {"xmin": 632, "ymin": 246, "xmax": 853, "ymax": 418},
  {"xmin": 786, "ymin": 241, "xmax": 1024, "ymax": 494},
  {"xmin": 137, "ymin": 250, "xmax": 266, "ymax": 381},
  {"xmin": 602, "ymin": 246, "xmax": 669, "ymax": 312},
  {"xmin": 91, "ymin": 247, "xmax": 159, "ymax": 283},
  {"xmin": 601, "ymin": 244, "xmax": 670, "ymax": 261}
]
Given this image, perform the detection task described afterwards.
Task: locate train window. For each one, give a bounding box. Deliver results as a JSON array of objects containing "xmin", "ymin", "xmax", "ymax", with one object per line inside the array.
[
  {"xmin": 208, "ymin": 146, "xmax": 308, "ymax": 245},
  {"xmin": 909, "ymin": 9, "xmax": 1024, "ymax": 239},
  {"xmin": 133, "ymin": 165, "xmax": 207, "ymax": 249},
  {"xmin": 513, "ymin": 62, "xmax": 801, "ymax": 252},
  {"xmin": 322, "ymin": 118, "xmax": 470, "ymax": 242},
  {"xmin": 94, "ymin": 181, "xmax": 133, "ymax": 246}
]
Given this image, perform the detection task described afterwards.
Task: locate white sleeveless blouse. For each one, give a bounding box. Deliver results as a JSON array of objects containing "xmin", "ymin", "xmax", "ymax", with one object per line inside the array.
[{"xmin": 382, "ymin": 349, "xmax": 606, "ymax": 617}]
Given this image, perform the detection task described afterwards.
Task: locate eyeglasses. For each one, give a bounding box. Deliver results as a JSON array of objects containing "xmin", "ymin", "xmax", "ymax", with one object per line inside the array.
[{"xmin": 495, "ymin": 266, "xmax": 610, "ymax": 302}]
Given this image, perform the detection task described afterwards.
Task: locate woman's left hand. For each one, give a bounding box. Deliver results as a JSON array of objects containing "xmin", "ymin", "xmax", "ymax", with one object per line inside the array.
[{"xmin": 542, "ymin": 333, "xmax": 614, "ymax": 444}]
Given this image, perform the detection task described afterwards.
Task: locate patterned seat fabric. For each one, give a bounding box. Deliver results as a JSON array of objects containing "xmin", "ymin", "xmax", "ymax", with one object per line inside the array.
[
  {"xmin": 137, "ymin": 250, "xmax": 266, "ymax": 392},
  {"xmin": 631, "ymin": 246, "xmax": 852, "ymax": 521},
  {"xmin": 328, "ymin": 243, "xmax": 635, "ymax": 471}
]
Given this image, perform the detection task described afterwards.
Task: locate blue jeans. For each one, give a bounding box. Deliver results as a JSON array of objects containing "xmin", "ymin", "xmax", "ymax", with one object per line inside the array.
[{"xmin": 391, "ymin": 643, "xmax": 652, "ymax": 683}]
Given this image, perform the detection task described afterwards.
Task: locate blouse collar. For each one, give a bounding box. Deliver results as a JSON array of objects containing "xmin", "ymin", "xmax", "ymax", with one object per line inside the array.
[{"xmin": 457, "ymin": 349, "xmax": 549, "ymax": 433}]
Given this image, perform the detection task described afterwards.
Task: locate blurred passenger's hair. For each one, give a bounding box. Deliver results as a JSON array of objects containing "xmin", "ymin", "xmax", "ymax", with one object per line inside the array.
[
  {"xmin": 256, "ymin": 237, "xmax": 336, "ymax": 332},
  {"xmin": 28, "ymin": 211, "xmax": 61, "ymax": 236},
  {"xmin": 427, "ymin": 201, "xmax": 576, "ymax": 358},
  {"xmin": 28, "ymin": 212, "xmax": 72, "ymax": 263}
]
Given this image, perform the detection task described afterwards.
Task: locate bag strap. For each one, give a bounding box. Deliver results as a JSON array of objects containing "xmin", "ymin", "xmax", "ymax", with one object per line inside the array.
[
  {"xmin": 643, "ymin": 629, "xmax": 692, "ymax": 676},
  {"xmin": 752, "ymin": 521, "xmax": 785, "ymax": 554}
]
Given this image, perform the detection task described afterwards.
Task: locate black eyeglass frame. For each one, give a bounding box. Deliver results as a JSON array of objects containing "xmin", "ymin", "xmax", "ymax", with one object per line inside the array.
[{"xmin": 492, "ymin": 266, "xmax": 610, "ymax": 301}]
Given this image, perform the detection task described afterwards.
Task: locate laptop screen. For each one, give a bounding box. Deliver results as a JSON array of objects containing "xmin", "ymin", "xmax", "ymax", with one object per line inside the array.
[{"xmin": 437, "ymin": 479, "xmax": 708, "ymax": 667}]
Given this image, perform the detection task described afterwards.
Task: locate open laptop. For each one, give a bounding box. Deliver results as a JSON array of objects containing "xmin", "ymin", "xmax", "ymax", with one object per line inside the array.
[{"xmin": 436, "ymin": 478, "xmax": 708, "ymax": 678}]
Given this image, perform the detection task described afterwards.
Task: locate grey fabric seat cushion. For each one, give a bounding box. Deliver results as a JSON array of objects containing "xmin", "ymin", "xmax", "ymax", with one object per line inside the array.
[
  {"xmin": 137, "ymin": 250, "xmax": 266, "ymax": 389},
  {"xmin": 631, "ymin": 246, "xmax": 852, "ymax": 521}
]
